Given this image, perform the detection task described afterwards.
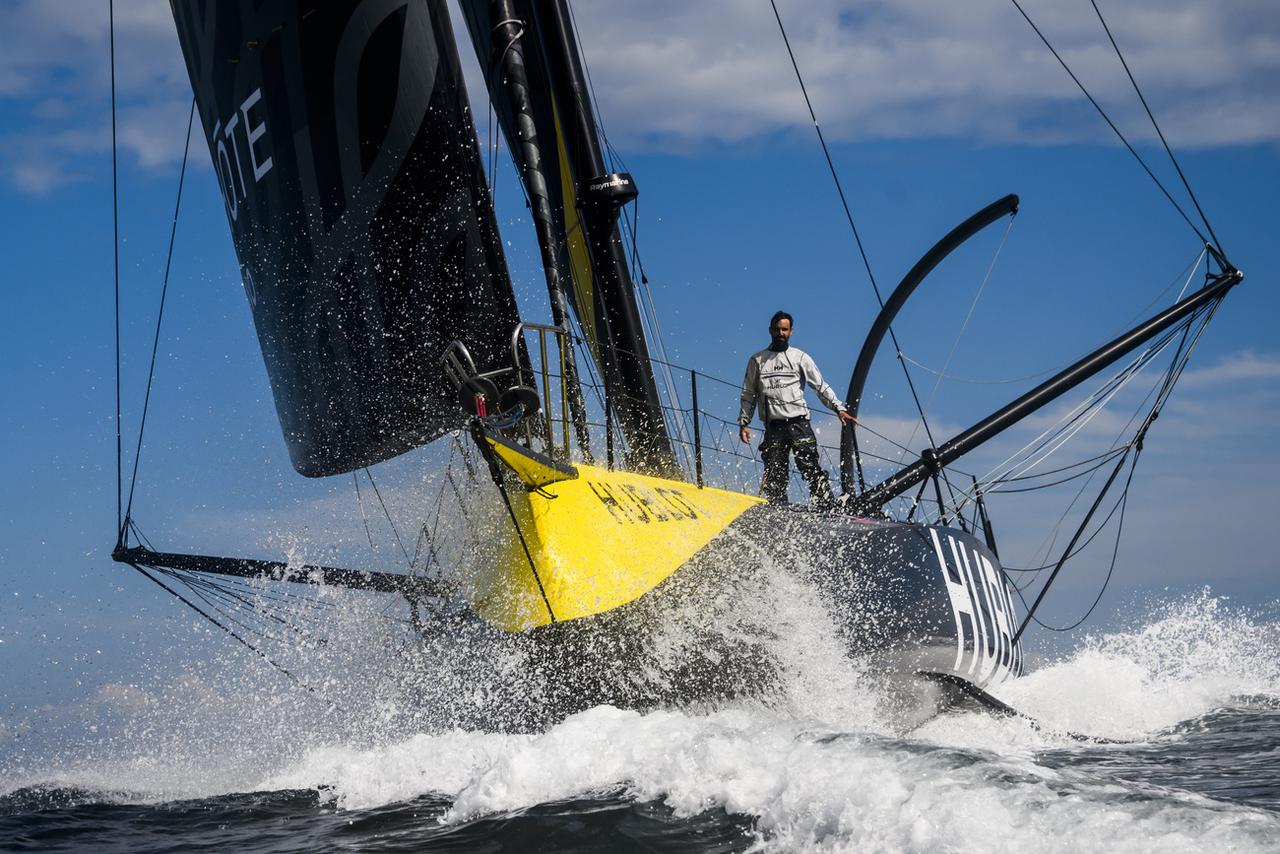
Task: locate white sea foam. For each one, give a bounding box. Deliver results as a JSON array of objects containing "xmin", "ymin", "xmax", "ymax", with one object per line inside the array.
[
  {"xmin": 995, "ymin": 590, "xmax": 1280, "ymax": 739},
  {"xmin": 6, "ymin": 588, "xmax": 1278, "ymax": 851},
  {"xmin": 251, "ymin": 590, "xmax": 1280, "ymax": 851},
  {"xmin": 908, "ymin": 590, "xmax": 1280, "ymax": 757},
  {"xmin": 263, "ymin": 703, "xmax": 1278, "ymax": 852}
]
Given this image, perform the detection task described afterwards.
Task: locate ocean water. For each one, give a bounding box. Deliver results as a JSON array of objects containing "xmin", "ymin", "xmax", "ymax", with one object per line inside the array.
[{"xmin": 2, "ymin": 591, "xmax": 1278, "ymax": 852}]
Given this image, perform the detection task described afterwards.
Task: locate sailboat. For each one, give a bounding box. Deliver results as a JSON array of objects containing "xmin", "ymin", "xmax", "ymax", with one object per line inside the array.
[{"xmin": 112, "ymin": 0, "xmax": 1242, "ymax": 720}]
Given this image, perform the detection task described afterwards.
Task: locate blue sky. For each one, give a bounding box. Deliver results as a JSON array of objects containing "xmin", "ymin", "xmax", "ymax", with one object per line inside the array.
[{"xmin": 1, "ymin": 0, "xmax": 1277, "ymax": 726}]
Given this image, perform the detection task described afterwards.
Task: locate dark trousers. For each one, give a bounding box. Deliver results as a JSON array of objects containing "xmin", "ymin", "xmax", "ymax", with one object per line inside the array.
[{"xmin": 760, "ymin": 418, "xmax": 835, "ymax": 508}]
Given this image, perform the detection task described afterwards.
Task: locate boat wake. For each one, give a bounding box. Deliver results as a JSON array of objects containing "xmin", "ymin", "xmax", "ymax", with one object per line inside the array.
[{"xmin": 3, "ymin": 590, "xmax": 1278, "ymax": 851}]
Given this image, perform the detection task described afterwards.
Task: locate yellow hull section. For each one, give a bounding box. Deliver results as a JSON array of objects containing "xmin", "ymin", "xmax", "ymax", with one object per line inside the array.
[{"xmin": 470, "ymin": 434, "xmax": 764, "ymax": 631}]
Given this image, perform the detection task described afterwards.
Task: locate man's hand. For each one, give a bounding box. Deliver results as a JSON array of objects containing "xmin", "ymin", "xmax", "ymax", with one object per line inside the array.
[
  {"xmin": 838, "ymin": 410, "xmax": 858, "ymax": 428},
  {"xmin": 739, "ymin": 425, "xmax": 751, "ymax": 444}
]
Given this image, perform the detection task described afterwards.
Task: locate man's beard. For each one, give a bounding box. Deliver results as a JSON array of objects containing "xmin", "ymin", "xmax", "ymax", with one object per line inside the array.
[{"xmin": 769, "ymin": 335, "xmax": 789, "ymax": 352}]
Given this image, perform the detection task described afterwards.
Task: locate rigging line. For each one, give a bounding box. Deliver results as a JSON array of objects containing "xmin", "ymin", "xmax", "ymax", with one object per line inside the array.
[
  {"xmin": 992, "ymin": 444, "xmax": 1128, "ymax": 485},
  {"xmin": 899, "ymin": 353, "xmax": 1061, "ymax": 386},
  {"xmin": 567, "ymin": 10, "xmax": 633, "ymax": 182},
  {"xmin": 604, "ymin": 190, "xmax": 690, "ymax": 462},
  {"xmin": 1010, "ymin": 444, "xmax": 1131, "ymax": 646},
  {"xmin": 122, "ymin": 97, "xmax": 196, "ymax": 530},
  {"xmin": 989, "ymin": 449, "xmax": 1126, "ymax": 494},
  {"xmin": 412, "ymin": 468, "xmax": 454, "ymax": 576},
  {"xmin": 981, "ymin": 349, "xmax": 1157, "ymax": 570},
  {"xmin": 978, "ymin": 321, "xmax": 1185, "ymax": 487},
  {"xmin": 1009, "ymin": 487, "xmax": 1127, "ymax": 588},
  {"xmin": 484, "ymin": 23, "xmax": 536, "ymax": 215},
  {"xmin": 1152, "ymin": 296, "xmax": 1215, "ymax": 407},
  {"xmin": 363, "ymin": 468, "xmax": 413, "ymax": 568},
  {"xmin": 453, "ymin": 431, "xmax": 477, "ymax": 482},
  {"xmin": 168, "ymin": 569, "xmax": 319, "ymax": 624},
  {"xmin": 621, "ymin": 211, "xmax": 686, "ymax": 446},
  {"xmin": 495, "ymin": 474, "xmax": 557, "ymax": 624},
  {"xmin": 902, "ymin": 239, "xmax": 1198, "ymax": 385},
  {"xmin": 921, "ymin": 215, "xmax": 1017, "ymax": 421},
  {"xmin": 636, "ymin": 280, "xmax": 692, "ymax": 452},
  {"xmin": 486, "ymin": 89, "xmax": 497, "ymax": 207},
  {"xmin": 1008, "ymin": 0, "xmax": 1209, "ymax": 246},
  {"xmin": 127, "ymin": 563, "xmax": 339, "ymax": 709},
  {"xmin": 1093, "ymin": 317, "xmax": 1198, "ymax": 456},
  {"xmin": 623, "ymin": 197, "xmax": 640, "ymax": 284},
  {"xmin": 484, "ymin": 19, "xmax": 527, "ymax": 209},
  {"xmin": 1011, "ymin": 350, "xmax": 1161, "ymax": 576},
  {"xmin": 1116, "ymin": 247, "xmax": 1207, "ymax": 333},
  {"xmin": 634, "ymin": 272, "xmax": 695, "ymax": 468},
  {"xmin": 989, "ymin": 357, "xmax": 1139, "ymax": 486},
  {"xmin": 986, "ymin": 351, "xmax": 1140, "ymax": 503},
  {"xmin": 110, "ymin": 0, "xmax": 122, "ymax": 543},
  {"xmin": 768, "ymin": 0, "xmax": 931, "ymax": 437},
  {"xmin": 126, "ymin": 518, "xmax": 157, "ymax": 552},
  {"xmin": 445, "ymin": 471, "xmax": 471, "ymax": 532},
  {"xmin": 703, "ymin": 408, "xmax": 941, "ymax": 471},
  {"xmin": 1034, "ymin": 457, "xmax": 1137, "ymax": 631},
  {"xmin": 156, "ymin": 575, "xmax": 306, "ymax": 646},
  {"xmin": 565, "ymin": 0, "xmax": 659, "ymax": 294},
  {"xmin": 483, "ymin": 33, "xmax": 496, "ymax": 204},
  {"xmin": 1024, "ymin": 302, "xmax": 1208, "ymax": 611},
  {"xmin": 1090, "ymin": 0, "xmax": 1225, "ymax": 257},
  {"xmin": 574, "ymin": 335, "xmax": 638, "ymax": 463},
  {"xmin": 769, "ymin": 0, "xmax": 943, "ymax": 455},
  {"xmin": 352, "ymin": 471, "xmax": 380, "ymax": 558},
  {"xmin": 164, "ymin": 571, "xmax": 313, "ymax": 646},
  {"xmin": 769, "ymin": 0, "xmax": 882, "ymax": 305},
  {"xmin": 187, "ymin": 573, "xmax": 343, "ymax": 617},
  {"xmin": 1016, "ymin": 303, "xmax": 1209, "ymax": 590},
  {"xmin": 411, "ymin": 442, "xmax": 456, "ymax": 572},
  {"xmin": 158, "ymin": 558, "xmax": 416, "ymax": 632},
  {"xmin": 953, "ymin": 245, "xmax": 1203, "ymax": 504},
  {"xmin": 980, "ymin": 263, "xmax": 1198, "ymax": 488},
  {"xmin": 893, "ymin": 356, "xmax": 943, "ymax": 462}
]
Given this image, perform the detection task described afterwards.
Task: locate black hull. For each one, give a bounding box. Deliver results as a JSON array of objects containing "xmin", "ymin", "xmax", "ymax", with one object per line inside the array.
[{"xmin": 446, "ymin": 505, "xmax": 1022, "ymax": 729}]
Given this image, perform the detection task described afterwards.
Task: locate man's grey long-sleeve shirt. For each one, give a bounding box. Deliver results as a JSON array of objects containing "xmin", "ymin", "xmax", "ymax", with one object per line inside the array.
[{"xmin": 739, "ymin": 346, "xmax": 846, "ymax": 426}]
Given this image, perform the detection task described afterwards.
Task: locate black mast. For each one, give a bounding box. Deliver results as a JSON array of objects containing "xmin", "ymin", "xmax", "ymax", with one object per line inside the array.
[
  {"xmin": 531, "ymin": 1, "xmax": 675, "ymax": 471},
  {"xmin": 489, "ymin": 2, "xmax": 593, "ymax": 460},
  {"xmin": 462, "ymin": 0, "xmax": 676, "ymax": 472}
]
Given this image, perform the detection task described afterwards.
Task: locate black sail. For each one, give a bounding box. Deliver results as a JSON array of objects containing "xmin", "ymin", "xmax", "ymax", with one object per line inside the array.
[{"xmin": 170, "ymin": 0, "xmax": 522, "ymax": 477}]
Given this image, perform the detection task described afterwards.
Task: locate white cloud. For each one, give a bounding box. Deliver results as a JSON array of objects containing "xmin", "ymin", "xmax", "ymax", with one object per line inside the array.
[
  {"xmin": 567, "ymin": 0, "xmax": 1280, "ymax": 149},
  {"xmin": 1178, "ymin": 351, "xmax": 1280, "ymax": 387},
  {"xmin": 3, "ymin": 0, "xmax": 1276, "ymax": 193},
  {"xmin": 10, "ymin": 158, "xmax": 70, "ymax": 195},
  {"xmin": 0, "ymin": 0, "xmax": 183, "ymax": 96},
  {"xmin": 0, "ymin": 0, "xmax": 189, "ymax": 192}
]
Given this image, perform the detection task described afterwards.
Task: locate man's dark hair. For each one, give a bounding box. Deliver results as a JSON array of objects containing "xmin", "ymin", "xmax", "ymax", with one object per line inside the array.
[{"xmin": 769, "ymin": 310, "xmax": 793, "ymax": 329}]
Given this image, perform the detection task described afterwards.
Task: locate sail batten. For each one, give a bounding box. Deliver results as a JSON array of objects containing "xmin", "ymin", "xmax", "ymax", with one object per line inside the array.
[{"xmin": 171, "ymin": 0, "xmax": 523, "ymax": 477}]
